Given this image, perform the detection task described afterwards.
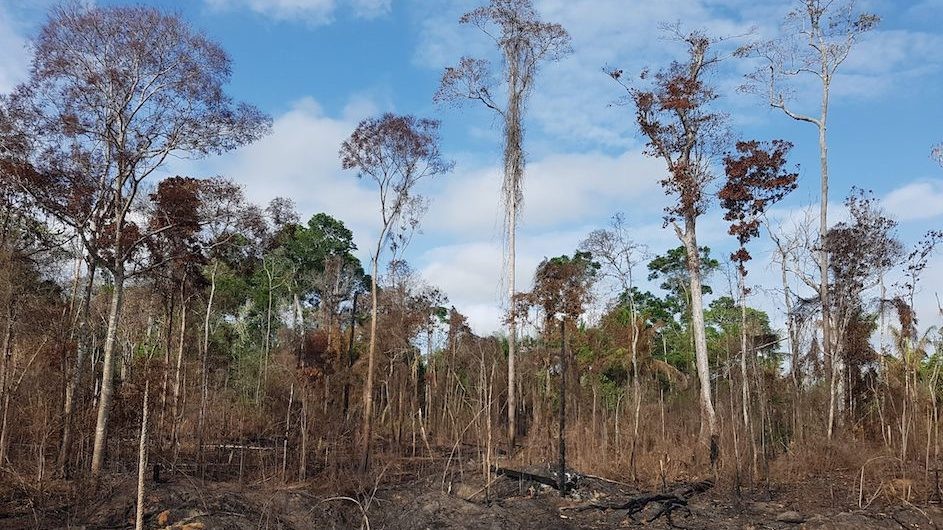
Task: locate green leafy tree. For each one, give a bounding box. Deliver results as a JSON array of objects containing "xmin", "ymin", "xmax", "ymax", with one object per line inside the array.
[{"xmin": 647, "ymin": 246, "xmax": 720, "ymax": 315}]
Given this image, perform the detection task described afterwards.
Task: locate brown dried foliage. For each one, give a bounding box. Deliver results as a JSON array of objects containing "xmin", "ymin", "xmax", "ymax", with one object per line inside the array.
[
  {"xmin": 720, "ymin": 139, "xmax": 798, "ymax": 272},
  {"xmin": 613, "ymin": 32, "xmax": 726, "ymax": 224}
]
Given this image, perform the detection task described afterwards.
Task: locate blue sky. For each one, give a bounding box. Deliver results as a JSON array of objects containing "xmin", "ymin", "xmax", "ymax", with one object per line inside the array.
[{"xmin": 2, "ymin": 0, "xmax": 942, "ymax": 334}]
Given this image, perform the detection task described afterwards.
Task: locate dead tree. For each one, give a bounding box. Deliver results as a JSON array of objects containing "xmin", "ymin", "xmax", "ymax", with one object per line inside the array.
[
  {"xmin": 135, "ymin": 381, "xmax": 150, "ymax": 530},
  {"xmin": 340, "ymin": 113, "xmax": 451, "ymax": 471},
  {"xmin": 435, "ymin": 0, "xmax": 571, "ymax": 449},
  {"xmin": 737, "ymin": 0, "xmax": 879, "ymax": 439},
  {"xmin": 720, "ymin": 139, "xmax": 798, "ymax": 480},
  {"xmin": 522, "ymin": 252, "xmax": 597, "ymax": 495},
  {"xmin": 611, "ymin": 30, "xmax": 727, "ymax": 467}
]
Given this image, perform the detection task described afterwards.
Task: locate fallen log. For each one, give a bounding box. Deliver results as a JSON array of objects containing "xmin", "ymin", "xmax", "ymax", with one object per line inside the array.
[
  {"xmin": 493, "ymin": 466, "xmax": 576, "ymax": 492},
  {"xmin": 562, "ymin": 479, "xmax": 713, "ymax": 519}
]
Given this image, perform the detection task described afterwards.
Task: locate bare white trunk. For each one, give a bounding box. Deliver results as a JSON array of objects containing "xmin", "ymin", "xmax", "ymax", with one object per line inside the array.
[
  {"xmin": 507, "ymin": 198, "xmax": 517, "ymax": 448},
  {"xmin": 739, "ymin": 271, "xmax": 751, "ymax": 472},
  {"xmin": 504, "ymin": 47, "xmax": 524, "ymax": 451},
  {"xmin": 134, "ymin": 381, "xmax": 149, "ymax": 530},
  {"xmin": 91, "ymin": 270, "xmax": 125, "ymax": 476},
  {"xmin": 198, "ymin": 261, "xmax": 218, "ymax": 465},
  {"xmin": 257, "ymin": 265, "xmax": 275, "ymax": 403},
  {"xmin": 360, "ymin": 254, "xmax": 380, "ymax": 471},
  {"xmin": 819, "ymin": 116, "xmax": 835, "ymax": 440},
  {"xmin": 680, "ymin": 220, "xmax": 718, "ymax": 464},
  {"xmin": 629, "ymin": 287, "xmax": 641, "ymax": 482},
  {"xmin": 171, "ymin": 292, "xmax": 187, "ymax": 450},
  {"xmin": 282, "ymin": 383, "xmax": 293, "ymax": 481},
  {"xmin": 0, "ymin": 302, "xmax": 15, "ymax": 464}
]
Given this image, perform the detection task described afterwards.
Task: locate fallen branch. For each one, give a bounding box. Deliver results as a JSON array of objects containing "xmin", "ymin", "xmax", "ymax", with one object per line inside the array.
[{"xmin": 562, "ymin": 479, "xmax": 713, "ymax": 519}]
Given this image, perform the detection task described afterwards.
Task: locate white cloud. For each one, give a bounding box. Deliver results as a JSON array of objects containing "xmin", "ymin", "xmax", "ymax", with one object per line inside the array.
[
  {"xmin": 186, "ymin": 95, "xmax": 673, "ymax": 334},
  {"xmin": 417, "ymin": 210, "xmax": 749, "ymax": 334},
  {"xmin": 411, "ymin": 0, "xmax": 490, "ymax": 68},
  {"xmin": 175, "ymin": 0, "xmax": 943, "ymax": 338},
  {"xmin": 425, "ymin": 150, "xmax": 666, "ymax": 238},
  {"xmin": 418, "ymin": 228, "xmax": 589, "ymax": 333},
  {"xmin": 171, "ymin": 96, "xmax": 384, "ymax": 256},
  {"xmin": 205, "ymin": 0, "xmax": 391, "ymax": 24},
  {"xmin": 184, "ymin": 94, "xmax": 943, "ymax": 336},
  {"xmin": 883, "ymin": 180, "xmax": 943, "ymax": 221},
  {"xmin": 416, "ymin": 0, "xmax": 762, "ymax": 149},
  {"xmin": 901, "ymin": 0, "xmax": 943, "ymax": 29},
  {"xmin": 843, "ymin": 30, "xmax": 943, "ymax": 76},
  {"xmin": 172, "ymin": 95, "xmax": 676, "ymax": 334},
  {"xmin": 417, "ymin": 0, "xmax": 942, "ymax": 151},
  {"xmin": 828, "ymin": 29, "xmax": 943, "ymax": 99}
]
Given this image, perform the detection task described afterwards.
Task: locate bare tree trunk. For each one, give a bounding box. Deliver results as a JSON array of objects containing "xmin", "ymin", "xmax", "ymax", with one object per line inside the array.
[
  {"xmin": 257, "ymin": 263, "xmax": 275, "ymax": 403},
  {"xmin": 729, "ymin": 348, "xmax": 742, "ymax": 494},
  {"xmin": 294, "ymin": 292, "xmax": 304, "ymax": 333},
  {"xmin": 738, "ymin": 270, "xmax": 752, "ymax": 478},
  {"xmin": 134, "ymin": 381, "xmax": 149, "ymax": 530},
  {"xmin": 343, "ymin": 292, "xmax": 358, "ymax": 419},
  {"xmin": 818, "ymin": 113, "xmax": 834, "ymax": 441},
  {"xmin": 59, "ymin": 260, "xmax": 96, "ymax": 475},
  {"xmin": 198, "ymin": 260, "xmax": 218, "ymax": 469},
  {"xmin": 171, "ymin": 285, "xmax": 187, "ymax": 451},
  {"xmin": 299, "ymin": 388, "xmax": 308, "ymax": 481},
  {"xmin": 485, "ymin": 362, "xmax": 494, "ymax": 500},
  {"xmin": 558, "ymin": 319, "xmax": 567, "ymax": 497},
  {"xmin": 158, "ymin": 279, "xmax": 175, "ymax": 445},
  {"xmin": 91, "ymin": 268, "xmax": 125, "ymax": 477},
  {"xmin": 283, "ymin": 383, "xmax": 293, "ymax": 482},
  {"xmin": 360, "ymin": 256, "xmax": 380, "ymax": 471},
  {"xmin": 504, "ymin": 51, "xmax": 524, "ymax": 452},
  {"xmin": 629, "ymin": 287, "xmax": 641, "ymax": 483},
  {"xmin": 780, "ymin": 257, "xmax": 798, "ymax": 388},
  {"xmin": 680, "ymin": 219, "xmax": 718, "ymax": 467},
  {"xmin": 507, "ymin": 195, "xmax": 517, "ymax": 451},
  {"xmin": 0, "ymin": 301, "xmax": 16, "ymax": 464}
]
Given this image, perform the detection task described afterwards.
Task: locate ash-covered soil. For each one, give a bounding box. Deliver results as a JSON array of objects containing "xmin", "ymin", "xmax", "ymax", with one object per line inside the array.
[{"xmin": 3, "ymin": 465, "xmax": 943, "ymax": 529}]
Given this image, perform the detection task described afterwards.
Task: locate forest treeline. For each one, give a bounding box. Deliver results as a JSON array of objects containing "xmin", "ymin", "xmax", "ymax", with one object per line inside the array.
[{"xmin": 0, "ymin": 0, "xmax": 942, "ymax": 514}]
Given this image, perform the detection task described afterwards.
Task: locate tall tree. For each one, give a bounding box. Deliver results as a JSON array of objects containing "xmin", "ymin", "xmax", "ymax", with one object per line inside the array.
[
  {"xmin": 435, "ymin": 0, "xmax": 571, "ymax": 448},
  {"xmin": 340, "ymin": 113, "xmax": 451, "ymax": 471},
  {"xmin": 737, "ymin": 1, "xmax": 879, "ymax": 428},
  {"xmin": 6, "ymin": 4, "xmax": 269, "ymax": 476},
  {"xmin": 719, "ymin": 139, "xmax": 797, "ymax": 477},
  {"xmin": 611, "ymin": 31, "xmax": 726, "ymax": 466}
]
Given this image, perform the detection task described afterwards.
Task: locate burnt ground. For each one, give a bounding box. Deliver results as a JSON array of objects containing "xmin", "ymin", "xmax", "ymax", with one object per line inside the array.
[{"xmin": 2, "ymin": 463, "xmax": 943, "ymax": 529}]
